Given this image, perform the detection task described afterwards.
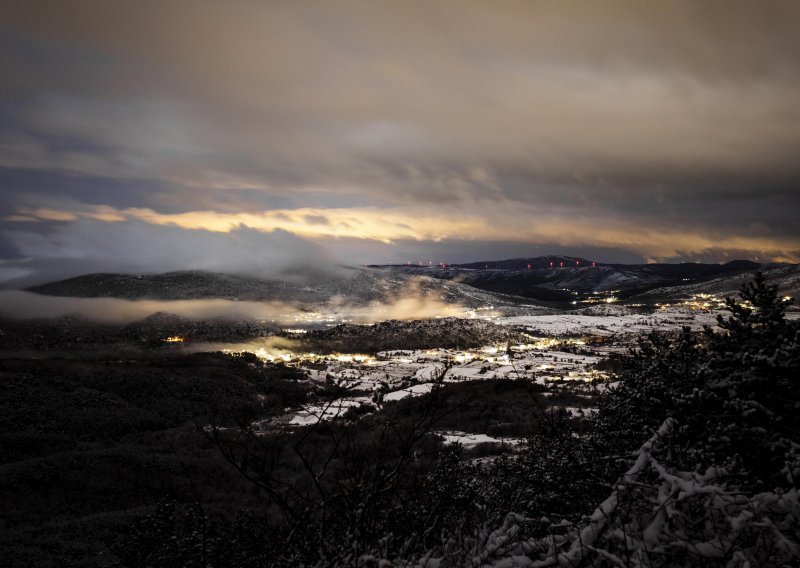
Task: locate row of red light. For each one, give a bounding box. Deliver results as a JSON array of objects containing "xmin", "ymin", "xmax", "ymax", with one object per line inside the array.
[
  {"xmin": 406, "ymin": 261, "xmax": 449, "ymax": 267},
  {"xmin": 401, "ymin": 260, "xmax": 598, "ymax": 268},
  {"xmin": 533, "ymin": 260, "xmax": 598, "ymax": 269}
]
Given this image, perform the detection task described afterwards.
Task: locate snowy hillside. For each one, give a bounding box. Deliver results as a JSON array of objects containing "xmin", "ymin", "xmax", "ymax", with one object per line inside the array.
[{"xmin": 379, "ymin": 257, "xmax": 788, "ymax": 304}]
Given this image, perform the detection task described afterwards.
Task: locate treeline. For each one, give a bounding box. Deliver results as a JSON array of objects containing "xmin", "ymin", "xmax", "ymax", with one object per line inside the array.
[
  {"xmin": 298, "ymin": 317, "xmax": 527, "ymax": 353},
  {"xmin": 0, "ymin": 313, "xmax": 280, "ymax": 349},
  {"xmin": 0, "ymin": 314, "xmax": 521, "ymax": 354}
]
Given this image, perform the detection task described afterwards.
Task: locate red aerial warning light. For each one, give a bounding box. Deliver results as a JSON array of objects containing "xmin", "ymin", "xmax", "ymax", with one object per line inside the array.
[
  {"xmin": 592, "ymin": 261, "xmax": 596, "ymax": 267},
  {"xmin": 560, "ymin": 261, "xmax": 564, "ymax": 268},
  {"xmin": 550, "ymin": 261, "xmax": 554, "ymax": 268},
  {"xmin": 527, "ymin": 263, "xmax": 531, "ymax": 270},
  {"xmin": 576, "ymin": 260, "xmax": 580, "ymax": 266}
]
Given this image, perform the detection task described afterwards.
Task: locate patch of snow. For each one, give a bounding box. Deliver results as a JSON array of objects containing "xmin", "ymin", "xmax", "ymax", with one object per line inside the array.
[
  {"xmin": 383, "ymin": 382, "xmax": 435, "ymax": 401},
  {"xmin": 437, "ymin": 431, "xmax": 526, "ymax": 449}
]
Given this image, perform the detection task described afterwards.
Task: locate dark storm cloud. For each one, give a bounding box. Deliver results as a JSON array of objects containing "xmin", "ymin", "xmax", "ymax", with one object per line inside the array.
[
  {"xmin": 0, "ymin": 0, "xmax": 799, "ymax": 266},
  {"xmin": 0, "ymin": 168, "xmax": 175, "ymax": 214},
  {"xmin": 0, "ymin": 219, "xmax": 342, "ymax": 285}
]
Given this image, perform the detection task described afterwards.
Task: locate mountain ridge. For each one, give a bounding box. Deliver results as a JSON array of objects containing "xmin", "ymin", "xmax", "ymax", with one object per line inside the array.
[
  {"xmin": 22, "ymin": 268, "xmax": 532, "ymax": 309},
  {"xmin": 21, "ymin": 259, "xmax": 799, "ymax": 308},
  {"xmin": 376, "ymin": 258, "xmax": 795, "ymax": 303}
]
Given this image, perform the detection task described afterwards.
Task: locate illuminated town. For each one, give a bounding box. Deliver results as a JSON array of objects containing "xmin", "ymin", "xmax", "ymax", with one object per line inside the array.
[{"xmin": 205, "ymin": 303, "xmax": 738, "ymax": 430}]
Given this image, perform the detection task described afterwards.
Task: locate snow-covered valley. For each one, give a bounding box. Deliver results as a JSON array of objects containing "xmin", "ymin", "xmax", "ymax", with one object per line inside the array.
[{"xmin": 203, "ymin": 303, "xmax": 761, "ymax": 444}]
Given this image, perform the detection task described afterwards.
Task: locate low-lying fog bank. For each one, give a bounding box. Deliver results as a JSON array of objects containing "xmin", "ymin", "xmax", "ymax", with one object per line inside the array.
[{"xmin": 0, "ymin": 290, "xmax": 467, "ymax": 324}]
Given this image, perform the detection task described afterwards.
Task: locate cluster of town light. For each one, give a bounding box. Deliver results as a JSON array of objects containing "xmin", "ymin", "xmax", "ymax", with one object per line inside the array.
[
  {"xmin": 678, "ymin": 293, "xmax": 728, "ymax": 311},
  {"xmin": 231, "ymin": 348, "xmax": 378, "ymax": 365},
  {"xmin": 220, "ymin": 336, "xmax": 589, "ymax": 369},
  {"xmin": 579, "ymin": 295, "xmax": 619, "ymax": 305},
  {"xmin": 653, "ymin": 293, "xmax": 764, "ymax": 312}
]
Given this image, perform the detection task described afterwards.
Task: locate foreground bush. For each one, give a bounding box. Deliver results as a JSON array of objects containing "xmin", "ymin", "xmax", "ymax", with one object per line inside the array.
[{"xmin": 409, "ymin": 273, "xmax": 800, "ymax": 567}]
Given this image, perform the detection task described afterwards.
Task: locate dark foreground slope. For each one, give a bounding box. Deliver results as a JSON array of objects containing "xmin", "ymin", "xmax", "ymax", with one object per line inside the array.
[
  {"xmin": 0, "ymin": 349, "xmax": 559, "ymax": 567},
  {"xmin": 0, "ymin": 353, "xmax": 309, "ymax": 567}
]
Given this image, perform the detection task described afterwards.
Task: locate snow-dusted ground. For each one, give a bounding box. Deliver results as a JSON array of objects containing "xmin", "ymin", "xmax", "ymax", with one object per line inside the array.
[
  {"xmin": 288, "ymin": 397, "xmax": 371, "ymax": 425},
  {"xmin": 218, "ymin": 304, "xmax": 778, "ymax": 438},
  {"xmin": 383, "ymin": 382, "xmax": 435, "ymax": 401},
  {"xmin": 436, "ymin": 431, "xmax": 526, "ymax": 449},
  {"xmin": 235, "ymin": 339, "xmax": 606, "ymax": 431},
  {"xmin": 497, "ymin": 308, "xmax": 719, "ymax": 337}
]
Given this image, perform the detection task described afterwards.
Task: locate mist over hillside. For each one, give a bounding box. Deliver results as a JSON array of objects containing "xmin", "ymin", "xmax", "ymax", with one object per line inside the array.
[
  {"xmin": 13, "ymin": 258, "xmax": 799, "ymax": 322},
  {"xmin": 22, "ymin": 266, "xmax": 519, "ymax": 306},
  {"xmin": 1, "ymin": 266, "xmax": 533, "ymax": 324}
]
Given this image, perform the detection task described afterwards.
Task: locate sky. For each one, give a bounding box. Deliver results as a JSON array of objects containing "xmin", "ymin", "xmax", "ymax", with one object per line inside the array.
[{"xmin": 1, "ymin": 1, "xmax": 799, "ymax": 284}]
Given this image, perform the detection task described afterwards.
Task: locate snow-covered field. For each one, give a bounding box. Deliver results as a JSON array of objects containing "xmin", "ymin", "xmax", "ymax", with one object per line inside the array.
[
  {"xmin": 217, "ymin": 304, "xmax": 799, "ymax": 441},
  {"xmin": 497, "ymin": 308, "xmax": 719, "ymax": 336},
  {"xmin": 212, "ymin": 305, "xmax": 708, "ymax": 431},
  {"xmin": 436, "ymin": 431, "xmax": 526, "ymax": 449}
]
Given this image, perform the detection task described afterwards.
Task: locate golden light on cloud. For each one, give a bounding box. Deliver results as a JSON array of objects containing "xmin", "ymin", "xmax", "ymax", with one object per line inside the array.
[
  {"xmin": 10, "ymin": 204, "xmax": 800, "ymax": 263},
  {"xmin": 79, "ymin": 205, "xmax": 490, "ymax": 244},
  {"xmin": 25, "ymin": 208, "xmax": 79, "ymax": 222}
]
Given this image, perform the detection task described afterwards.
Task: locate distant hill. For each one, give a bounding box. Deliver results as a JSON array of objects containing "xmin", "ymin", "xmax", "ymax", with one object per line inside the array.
[
  {"xmin": 453, "ymin": 255, "xmax": 596, "ymax": 271},
  {"xmin": 28, "ymin": 271, "xmax": 313, "ymax": 301},
  {"xmin": 24, "ymin": 267, "xmax": 532, "ymax": 309},
  {"xmin": 637, "ymin": 262, "xmax": 800, "ymax": 300},
  {"xmin": 374, "ymin": 257, "xmax": 799, "ymax": 303},
  {"xmin": 23, "ymin": 259, "xmax": 799, "ymax": 310}
]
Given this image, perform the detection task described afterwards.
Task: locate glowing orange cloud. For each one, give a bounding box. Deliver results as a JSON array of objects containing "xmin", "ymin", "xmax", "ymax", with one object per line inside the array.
[{"xmin": 7, "ymin": 204, "xmax": 799, "ymax": 263}]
